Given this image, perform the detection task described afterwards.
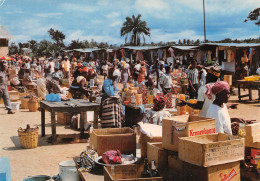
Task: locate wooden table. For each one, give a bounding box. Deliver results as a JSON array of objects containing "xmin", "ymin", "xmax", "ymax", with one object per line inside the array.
[
  {"xmin": 73, "ymin": 157, "xmax": 104, "ymax": 181},
  {"xmin": 236, "ymin": 80, "xmax": 260, "ymax": 101},
  {"xmin": 40, "ymin": 99, "xmax": 99, "ymax": 143}
]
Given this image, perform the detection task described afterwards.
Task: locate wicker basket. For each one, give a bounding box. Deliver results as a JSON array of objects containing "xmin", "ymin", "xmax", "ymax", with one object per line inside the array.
[{"xmin": 18, "ymin": 126, "xmax": 39, "ymax": 149}]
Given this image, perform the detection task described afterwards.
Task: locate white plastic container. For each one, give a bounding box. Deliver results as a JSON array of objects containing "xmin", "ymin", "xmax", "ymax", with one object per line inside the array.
[
  {"xmin": 59, "ymin": 160, "xmax": 80, "ymax": 181},
  {"xmin": 11, "ymin": 102, "xmax": 20, "ymax": 110}
]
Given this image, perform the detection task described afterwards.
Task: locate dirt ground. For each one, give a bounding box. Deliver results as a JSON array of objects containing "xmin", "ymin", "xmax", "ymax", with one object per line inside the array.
[{"xmin": 0, "ymin": 89, "xmax": 259, "ymax": 180}]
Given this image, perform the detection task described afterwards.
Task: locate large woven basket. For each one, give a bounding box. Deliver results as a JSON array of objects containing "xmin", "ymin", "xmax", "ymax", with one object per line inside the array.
[{"xmin": 18, "ymin": 127, "xmax": 39, "ymax": 149}]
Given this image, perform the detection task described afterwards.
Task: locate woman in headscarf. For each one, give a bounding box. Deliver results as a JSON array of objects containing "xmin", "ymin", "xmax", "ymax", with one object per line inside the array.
[
  {"xmin": 137, "ymin": 61, "xmax": 147, "ymax": 84},
  {"xmin": 206, "ymin": 81, "xmax": 232, "ymax": 135},
  {"xmin": 69, "ymin": 66, "xmax": 92, "ymax": 99},
  {"xmin": 100, "ymin": 68, "xmax": 122, "ymax": 128},
  {"xmin": 120, "ymin": 60, "xmax": 130, "ymax": 83}
]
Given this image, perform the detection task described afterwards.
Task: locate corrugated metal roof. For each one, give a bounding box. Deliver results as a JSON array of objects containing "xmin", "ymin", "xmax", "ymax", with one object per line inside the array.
[
  {"xmin": 201, "ymin": 43, "xmax": 260, "ymax": 47},
  {"xmin": 122, "ymin": 46, "xmax": 164, "ymax": 50},
  {"xmin": 0, "ymin": 26, "xmax": 12, "ymax": 39},
  {"xmin": 171, "ymin": 46, "xmax": 199, "ymax": 50},
  {"xmin": 73, "ymin": 48, "xmax": 101, "ymax": 53}
]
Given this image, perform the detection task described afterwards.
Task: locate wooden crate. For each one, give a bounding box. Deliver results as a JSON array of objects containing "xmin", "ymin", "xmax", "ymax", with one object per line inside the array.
[
  {"xmin": 104, "ymin": 164, "xmax": 163, "ymax": 181},
  {"xmin": 140, "ymin": 132, "xmax": 162, "ymax": 158},
  {"xmin": 166, "ymin": 151, "xmax": 184, "ymax": 181},
  {"xmin": 182, "ymin": 161, "xmax": 240, "ymax": 181},
  {"xmin": 178, "ymin": 133, "xmax": 245, "ymax": 167},
  {"xmin": 147, "ymin": 142, "xmax": 167, "ymax": 172},
  {"xmin": 90, "ymin": 128, "xmax": 136, "ymax": 156},
  {"xmin": 245, "ymin": 123, "xmax": 260, "ymax": 148},
  {"xmin": 57, "ymin": 112, "xmax": 71, "ymax": 125},
  {"xmin": 162, "ymin": 115, "xmax": 216, "ymax": 152}
]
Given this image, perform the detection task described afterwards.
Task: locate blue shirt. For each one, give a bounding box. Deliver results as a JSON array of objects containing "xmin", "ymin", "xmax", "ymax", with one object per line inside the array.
[{"xmin": 103, "ymin": 78, "xmax": 118, "ymax": 96}]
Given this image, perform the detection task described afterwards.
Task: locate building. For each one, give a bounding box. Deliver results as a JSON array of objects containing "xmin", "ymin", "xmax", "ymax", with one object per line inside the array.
[{"xmin": 0, "ymin": 26, "xmax": 12, "ymax": 57}]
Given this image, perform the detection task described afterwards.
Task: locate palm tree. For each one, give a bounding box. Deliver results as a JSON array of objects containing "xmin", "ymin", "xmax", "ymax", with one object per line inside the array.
[{"xmin": 121, "ymin": 14, "xmax": 150, "ymax": 46}]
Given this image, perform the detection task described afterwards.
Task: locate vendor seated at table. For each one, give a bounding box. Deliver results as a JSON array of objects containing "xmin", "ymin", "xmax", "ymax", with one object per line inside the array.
[
  {"xmin": 100, "ymin": 68, "xmax": 122, "ymax": 128},
  {"xmin": 22, "ymin": 68, "xmax": 36, "ymax": 88},
  {"xmin": 69, "ymin": 66, "xmax": 92, "ymax": 99}
]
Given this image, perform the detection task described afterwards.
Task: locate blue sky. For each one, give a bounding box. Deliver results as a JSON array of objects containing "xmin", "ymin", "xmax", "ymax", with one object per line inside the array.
[{"xmin": 0, "ymin": 0, "xmax": 259, "ymax": 45}]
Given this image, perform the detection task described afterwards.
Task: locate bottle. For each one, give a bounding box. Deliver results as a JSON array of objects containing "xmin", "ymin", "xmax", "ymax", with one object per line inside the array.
[
  {"xmin": 150, "ymin": 160, "xmax": 160, "ymax": 177},
  {"xmin": 141, "ymin": 158, "xmax": 151, "ymax": 178}
]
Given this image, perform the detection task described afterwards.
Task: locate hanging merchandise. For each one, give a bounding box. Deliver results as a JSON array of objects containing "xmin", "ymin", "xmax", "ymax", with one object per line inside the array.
[
  {"xmin": 114, "ymin": 51, "xmax": 117, "ymax": 60},
  {"xmin": 231, "ymin": 51, "xmax": 235, "ymax": 61},
  {"xmin": 157, "ymin": 49, "xmax": 163, "ymax": 59},
  {"xmin": 208, "ymin": 50, "xmax": 212, "ymax": 61},
  {"xmin": 215, "ymin": 47, "xmax": 219, "ymax": 64},
  {"xmin": 168, "ymin": 47, "xmax": 174, "ymax": 57},
  {"xmin": 227, "ymin": 49, "xmax": 232, "ymax": 62},
  {"xmin": 120, "ymin": 49, "xmax": 125, "ymax": 60},
  {"xmin": 163, "ymin": 49, "xmax": 167, "ymax": 60}
]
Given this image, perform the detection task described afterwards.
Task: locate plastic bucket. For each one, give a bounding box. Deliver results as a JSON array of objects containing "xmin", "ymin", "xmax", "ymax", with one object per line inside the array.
[
  {"xmin": 59, "ymin": 160, "xmax": 80, "ymax": 181},
  {"xmin": 11, "ymin": 102, "xmax": 20, "ymax": 110},
  {"xmin": 23, "ymin": 175, "xmax": 51, "ymax": 181}
]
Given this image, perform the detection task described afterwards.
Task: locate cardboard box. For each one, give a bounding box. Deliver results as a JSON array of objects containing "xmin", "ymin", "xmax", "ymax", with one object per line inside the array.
[
  {"xmin": 140, "ymin": 132, "xmax": 162, "ymax": 158},
  {"xmin": 104, "ymin": 164, "xmax": 163, "ymax": 181},
  {"xmin": 162, "ymin": 115, "xmax": 216, "ymax": 152},
  {"xmin": 166, "ymin": 151, "xmax": 184, "ymax": 181},
  {"xmin": 90, "ymin": 128, "xmax": 136, "ymax": 156},
  {"xmin": 183, "ymin": 161, "xmax": 240, "ymax": 181},
  {"xmin": 57, "ymin": 112, "xmax": 71, "ymax": 125},
  {"xmin": 147, "ymin": 142, "xmax": 167, "ymax": 172},
  {"xmin": 178, "ymin": 133, "xmax": 245, "ymax": 167}
]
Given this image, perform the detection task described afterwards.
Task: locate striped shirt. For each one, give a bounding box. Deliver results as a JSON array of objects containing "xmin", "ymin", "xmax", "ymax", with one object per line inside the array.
[{"xmin": 187, "ymin": 68, "xmax": 199, "ymax": 85}]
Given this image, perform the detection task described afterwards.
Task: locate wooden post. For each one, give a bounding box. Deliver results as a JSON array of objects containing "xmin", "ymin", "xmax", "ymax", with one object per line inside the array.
[
  {"xmin": 94, "ymin": 109, "xmax": 99, "ymax": 129},
  {"xmin": 51, "ymin": 111, "xmax": 57, "ymax": 144},
  {"xmin": 41, "ymin": 108, "xmax": 45, "ymax": 137},
  {"xmin": 80, "ymin": 112, "xmax": 85, "ymax": 139},
  {"xmin": 238, "ymin": 84, "xmax": 241, "ymax": 101},
  {"xmin": 249, "ymin": 87, "xmax": 252, "ymax": 101}
]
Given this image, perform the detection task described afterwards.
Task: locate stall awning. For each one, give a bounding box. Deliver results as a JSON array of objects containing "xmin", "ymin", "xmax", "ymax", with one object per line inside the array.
[
  {"xmin": 171, "ymin": 46, "xmax": 199, "ymax": 50},
  {"xmin": 122, "ymin": 46, "xmax": 164, "ymax": 50},
  {"xmin": 201, "ymin": 43, "xmax": 260, "ymax": 48},
  {"xmin": 73, "ymin": 48, "xmax": 101, "ymax": 53}
]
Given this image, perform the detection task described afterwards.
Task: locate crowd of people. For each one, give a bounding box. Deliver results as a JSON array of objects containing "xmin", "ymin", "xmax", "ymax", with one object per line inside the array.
[{"xmin": 0, "ymin": 53, "xmax": 239, "ymax": 135}]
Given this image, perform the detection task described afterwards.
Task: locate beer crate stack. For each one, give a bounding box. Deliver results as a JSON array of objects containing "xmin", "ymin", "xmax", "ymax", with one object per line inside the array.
[{"xmin": 144, "ymin": 115, "xmax": 245, "ymax": 181}]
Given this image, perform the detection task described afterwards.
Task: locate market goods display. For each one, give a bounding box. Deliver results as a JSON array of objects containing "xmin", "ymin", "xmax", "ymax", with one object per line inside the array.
[
  {"xmin": 77, "ymin": 150, "xmax": 98, "ymax": 172},
  {"xmin": 102, "ymin": 150, "xmax": 122, "ymax": 164}
]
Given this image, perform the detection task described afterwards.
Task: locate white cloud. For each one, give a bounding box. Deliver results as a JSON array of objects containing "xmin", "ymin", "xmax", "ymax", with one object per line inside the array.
[
  {"xmin": 61, "ymin": 3, "xmax": 98, "ymax": 13},
  {"xmin": 36, "ymin": 13, "xmax": 63, "ymax": 18},
  {"xmin": 135, "ymin": 0, "xmax": 168, "ymax": 11},
  {"xmin": 150, "ymin": 29, "xmax": 204, "ymax": 42},
  {"xmin": 105, "ymin": 12, "xmax": 120, "ymax": 19},
  {"xmin": 110, "ymin": 20, "xmax": 122, "ymax": 27},
  {"xmin": 67, "ymin": 30, "xmax": 122, "ymax": 44},
  {"xmin": 134, "ymin": 0, "xmax": 170, "ymax": 19},
  {"xmin": 12, "ymin": 35, "xmax": 31, "ymax": 43},
  {"xmin": 176, "ymin": 0, "xmax": 260, "ymax": 14},
  {"xmin": 97, "ymin": 0, "xmax": 109, "ymax": 6}
]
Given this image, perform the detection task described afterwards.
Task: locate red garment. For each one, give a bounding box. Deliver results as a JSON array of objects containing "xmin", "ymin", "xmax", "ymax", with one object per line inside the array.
[
  {"xmin": 102, "ymin": 150, "xmax": 122, "ymax": 164},
  {"xmin": 205, "ymin": 81, "xmax": 230, "ymax": 100}
]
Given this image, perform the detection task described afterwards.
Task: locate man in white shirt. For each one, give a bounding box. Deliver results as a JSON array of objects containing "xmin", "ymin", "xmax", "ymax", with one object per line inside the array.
[{"xmin": 206, "ymin": 81, "xmax": 232, "ymax": 135}]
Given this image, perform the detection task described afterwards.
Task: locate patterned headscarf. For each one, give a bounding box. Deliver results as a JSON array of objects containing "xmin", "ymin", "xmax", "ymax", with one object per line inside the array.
[{"xmin": 205, "ymin": 81, "xmax": 230, "ymax": 100}]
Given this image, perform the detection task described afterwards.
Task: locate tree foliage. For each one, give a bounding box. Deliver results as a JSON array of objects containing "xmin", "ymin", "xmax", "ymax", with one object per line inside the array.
[
  {"xmin": 48, "ymin": 28, "xmax": 65, "ymax": 52},
  {"xmin": 121, "ymin": 14, "xmax": 150, "ymax": 46},
  {"xmin": 245, "ymin": 7, "xmax": 260, "ymax": 26}
]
